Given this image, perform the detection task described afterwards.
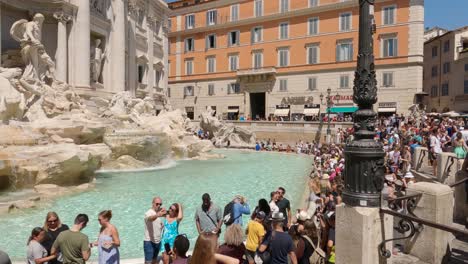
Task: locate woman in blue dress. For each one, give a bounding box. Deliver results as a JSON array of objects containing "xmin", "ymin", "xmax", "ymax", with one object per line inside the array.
[
  {"xmin": 161, "ymin": 203, "xmax": 184, "ymax": 264},
  {"xmin": 94, "ymin": 210, "xmax": 120, "ymax": 264}
]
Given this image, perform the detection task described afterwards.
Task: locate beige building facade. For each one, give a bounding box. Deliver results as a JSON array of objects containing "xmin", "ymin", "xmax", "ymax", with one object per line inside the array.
[
  {"xmin": 167, "ymin": 0, "xmax": 424, "ymax": 120},
  {"xmin": 423, "ymin": 26, "xmax": 468, "ymax": 113},
  {"xmin": 0, "ymin": 0, "xmax": 170, "ymax": 104}
]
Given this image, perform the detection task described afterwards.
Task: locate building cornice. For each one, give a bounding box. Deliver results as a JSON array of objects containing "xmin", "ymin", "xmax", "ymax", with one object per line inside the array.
[
  {"xmin": 1, "ymin": 0, "xmax": 77, "ymax": 17},
  {"xmin": 169, "ymin": 0, "xmax": 394, "ymax": 37}
]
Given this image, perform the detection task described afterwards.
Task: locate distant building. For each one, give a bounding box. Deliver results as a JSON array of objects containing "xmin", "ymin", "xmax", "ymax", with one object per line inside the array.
[
  {"xmin": 166, "ymin": 0, "xmax": 424, "ymax": 120},
  {"xmin": 423, "ymin": 26, "xmax": 468, "ymax": 113}
]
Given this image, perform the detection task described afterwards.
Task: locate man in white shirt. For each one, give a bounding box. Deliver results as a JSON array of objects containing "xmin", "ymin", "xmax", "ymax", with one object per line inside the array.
[
  {"xmin": 430, "ymin": 128, "xmax": 443, "ymax": 177},
  {"xmin": 144, "ymin": 197, "xmax": 166, "ymax": 264},
  {"xmin": 269, "ymin": 191, "xmax": 279, "ymax": 214}
]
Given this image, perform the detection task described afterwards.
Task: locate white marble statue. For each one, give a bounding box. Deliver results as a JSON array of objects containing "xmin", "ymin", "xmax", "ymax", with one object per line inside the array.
[
  {"xmin": 91, "ymin": 39, "xmax": 106, "ymax": 83},
  {"xmin": 10, "ymin": 13, "xmax": 55, "ymax": 83}
]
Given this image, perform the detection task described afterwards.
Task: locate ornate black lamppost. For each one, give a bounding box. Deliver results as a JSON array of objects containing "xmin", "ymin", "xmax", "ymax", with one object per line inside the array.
[{"xmin": 342, "ymin": 0, "xmax": 385, "ymax": 207}]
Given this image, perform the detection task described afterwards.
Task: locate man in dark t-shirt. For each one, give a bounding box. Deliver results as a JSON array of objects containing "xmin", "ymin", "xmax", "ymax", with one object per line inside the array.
[
  {"xmin": 276, "ymin": 187, "xmax": 291, "ymax": 229},
  {"xmin": 259, "ymin": 212, "xmax": 297, "ymax": 264}
]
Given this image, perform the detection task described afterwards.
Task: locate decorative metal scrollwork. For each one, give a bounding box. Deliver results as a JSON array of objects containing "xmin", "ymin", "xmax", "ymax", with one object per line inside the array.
[{"xmin": 379, "ymin": 218, "xmax": 423, "ymax": 258}]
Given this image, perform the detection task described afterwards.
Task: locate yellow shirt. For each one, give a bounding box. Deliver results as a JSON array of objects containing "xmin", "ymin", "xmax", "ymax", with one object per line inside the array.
[{"xmin": 246, "ymin": 220, "xmax": 265, "ymax": 251}]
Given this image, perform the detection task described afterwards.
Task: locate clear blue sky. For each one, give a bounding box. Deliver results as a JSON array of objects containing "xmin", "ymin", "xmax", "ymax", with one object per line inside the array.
[{"xmin": 165, "ymin": 0, "xmax": 467, "ymax": 30}]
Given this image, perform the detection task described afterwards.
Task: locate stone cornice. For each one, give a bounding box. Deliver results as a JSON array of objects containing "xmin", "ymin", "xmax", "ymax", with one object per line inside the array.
[
  {"xmin": 169, "ymin": 0, "xmax": 249, "ymax": 15},
  {"xmin": 1, "ymin": 0, "xmax": 77, "ymax": 17},
  {"xmin": 169, "ymin": 0, "xmax": 394, "ymax": 37}
]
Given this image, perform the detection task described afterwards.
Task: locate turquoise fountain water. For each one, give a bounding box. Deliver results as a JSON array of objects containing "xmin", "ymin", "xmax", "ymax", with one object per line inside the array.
[{"xmin": 0, "ymin": 150, "xmax": 312, "ymax": 260}]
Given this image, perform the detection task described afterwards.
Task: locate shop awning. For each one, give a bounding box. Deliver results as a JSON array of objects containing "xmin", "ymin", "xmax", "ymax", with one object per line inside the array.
[
  {"xmin": 303, "ymin": 108, "xmax": 320, "ymax": 116},
  {"xmin": 328, "ymin": 106, "xmax": 358, "ymax": 113},
  {"xmin": 227, "ymin": 108, "xmax": 239, "ymax": 113},
  {"xmin": 274, "ymin": 108, "xmax": 290, "ymax": 116},
  {"xmin": 378, "ymin": 107, "xmax": 397, "ymax": 113}
]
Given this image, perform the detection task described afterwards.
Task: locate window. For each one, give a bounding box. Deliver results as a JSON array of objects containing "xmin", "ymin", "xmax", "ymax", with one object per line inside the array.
[
  {"xmin": 228, "ymin": 31, "xmax": 240, "ymax": 46},
  {"xmin": 208, "ymin": 84, "xmax": 215, "ymax": 96},
  {"xmin": 185, "ymin": 59, "xmax": 193, "ymax": 75},
  {"xmin": 206, "ymin": 57, "xmax": 216, "ymax": 73},
  {"xmin": 231, "ymin": 4, "xmax": 239, "ymax": 22},
  {"xmin": 432, "ymin": 46, "xmax": 438, "ymax": 57},
  {"xmin": 184, "ymin": 85, "xmax": 194, "ymax": 96},
  {"xmin": 138, "ymin": 65, "xmax": 145, "ymax": 83},
  {"xmin": 279, "ymin": 79, "xmax": 288, "ymax": 91},
  {"xmin": 464, "ymin": 80, "xmax": 468, "ymax": 94},
  {"xmin": 253, "ymin": 51, "xmax": 263, "ymax": 69},
  {"xmin": 382, "ymin": 72, "xmax": 394, "ymax": 87},
  {"xmin": 228, "ymin": 83, "xmax": 241, "ymax": 94},
  {"xmin": 206, "ymin": 34, "xmax": 216, "ymax": 49},
  {"xmin": 229, "ymin": 54, "xmax": 239, "ymax": 71},
  {"xmin": 308, "ymin": 77, "xmax": 317, "ymax": 90},
  {"xmin": 443, "ymin": 62, "xmax": 451, "ymax": 74},
  {"xmin": 340, "ymin": 13, "xmax": 351, "ymax": 32},
  {"xmin": 308, "ymin": 18, "xmax": 319, "ymax": 35},
  {"xmin": 206, "ymin": 10, "xmax": 217, "ymax": 26},
  {"xmin": 254, "ymin": 0, "xmax": 263, "ymax": 17},
  {"xmin": 431, "ymin": 85, "xmax": 438, "ymax": 97},
  {"xmin": 307, "ymin": 45, "xmax": 319, "ymax": 64},
  {"xmin": 167, "ymin": 87, "xmax": 171, "ymax": 97},
  {"xmin": 167, "ymin": 19, "xmax": 172, "ymax": 33},
  {"xmin": 280, "ymin": 0, "xmax": 289, "ymax": 13},
  {"xmin": 184, "ymin": 38, "xmax": 194, "ymax": 52},
  {"xmin": 441, "ymin": 83, "xmax": 449, "ymax": 96},
  {"xmin": 168, "ymin": 61, "xmax": 171, "ymax": 76},
  {"xmin": 465, "ymin": 64, "xmax": 468, "ymax": 72},
  {"xmin": 278, "ymin": 48, "xmax": 289, "ymax": 67},
  {"xmin": 309, "ymin": 0, "xmax": 318, "ymax": 7},
  {"xmin": 382, "ymin": 37, "xmax": 398, "ymax": 57},
  {"xmin": 431, "ymin": 66, "xmax": 438, "ymax": 77},
  {"xmin": 336, "ymin": 41, "xmax": 353, "ymax": 62},
  {"xmin": 155, "ymin": 70, "xmax": 161, "ymax": 87},
  {"xmin": 185, "ymin": 14, "xmax": 195, "ymax": 29},
  {"xmin": 279, "ymin": 22, "xmax": 289, "ymax": 39},
  {"xmin": 382, "ymin": 6, "xmax": 396, "ymax": 25},
  {"xmin": 443, "ymin": 40, "xmax": 450, "ymax": 53},
  {"xmin": 251, "ymin": 27, "xmax": 263, "ymax": 43},
  {"xmin": 340, "ymin": 75, "xmax": 349, "ymax": 88}
]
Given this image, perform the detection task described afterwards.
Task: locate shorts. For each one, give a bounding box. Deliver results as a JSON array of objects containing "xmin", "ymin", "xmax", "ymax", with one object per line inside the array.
[
  {"xmin": 144, "ymin": 241, "xmax": 161, "ymax": 263},
  {"xmin": 245, "ymin": 249, "xmax": 256, "ymax": 262}
]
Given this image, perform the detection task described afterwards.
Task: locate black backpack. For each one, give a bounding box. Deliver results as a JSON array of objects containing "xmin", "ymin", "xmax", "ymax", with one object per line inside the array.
[{"xmin": 222, "ymin": 201, "xmax": 240, "ymax": 226}]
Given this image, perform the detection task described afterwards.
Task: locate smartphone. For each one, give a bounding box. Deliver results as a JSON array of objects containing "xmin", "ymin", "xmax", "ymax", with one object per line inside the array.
[{"xmin": 164, "ymin": 243, "xmax": 171, "ymax": 254}]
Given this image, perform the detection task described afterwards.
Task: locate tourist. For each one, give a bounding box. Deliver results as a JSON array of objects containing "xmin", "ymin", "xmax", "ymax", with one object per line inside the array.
[
  {"xmin": 95, "ymin": 210, "xmax": 120, "ymax": 264},
  {"xmin": 50, "ymin": 214, "xmax": 90, "ymax": 264},
  {"xmin": 299, "ymin": 219, "xmax": 323, "ymax": 264},
  {"xmin": 453, "ymin": 132, "xmax": 467, "ymax": 159},
  {"xmin": 161, "ymin": 203, "xmax": 184, "ymax": 264},
  {"xmin": 430, "ymin": 128, "xmax": 442, "ymax": 176},
  {"xmin": 171, "ymin": 235, "xmax": 190, "ymax": 264},
  {"xmin": 258, "ymin": 212, "xmax": 297, "ymax": 264},
  {"xmin": 191, "ymin": 233, "xmax": 239, "ymax": 264},
  {"xmin": 245, "ymin": 211, "xmax": 266, "ymax": 264},
  {"xmin": 217, "ymin": 224, "xmax": 246, "ymax": 264},
  {"xmin": 325, "ymin": 212, "xmax": 336, "ymax": 264},
  {"xmin": 144, "ymin": 197, "xmax": 166, "ymax": 264},
  {"xmin": 41, "ymin": 212, "xmax": 69, "ymax": 264},
  {"xmin": 195, "ymin": 193, "xmax": 223, "ymax": 235},
  {"xmin": 27, "ymin": 227, "xmax": 56, "ymax": 264},
  {"xmin": 276, "ymin": 187, "xmax": 292, "ymax": 229},
  {"xmin": 0, "ymin": 250, "xmax": 12, "ymax": 264},
  {"xmin": 269, "ymin": 192, "xmax": 279, "ymax": 214},
  {"xmin": 232, "ymin": 195, "xmax": 250, "ymax": 226},
  {"xmin": 251, "ymin": 198, "xmax": 271, "ymax": 220}
]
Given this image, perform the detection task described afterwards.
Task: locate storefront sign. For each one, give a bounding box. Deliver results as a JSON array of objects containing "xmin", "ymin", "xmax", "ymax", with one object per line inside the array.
[
  {"xmin": 379, "ymin": 102, "xmax": 397, "ymax": 108},
  {"xmin": 331, "ymin": 95, "xmax": 353, "ymax": 102},
  {"xmin": 281, "ymin": 96, "xmax": 314, "ymax": 105}
]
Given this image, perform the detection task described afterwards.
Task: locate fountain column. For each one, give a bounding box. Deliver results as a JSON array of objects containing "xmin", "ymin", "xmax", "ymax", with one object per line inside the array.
[
  {"xmin": 54, "ymin": 12, "xmax": 71, "ymax": 83},
  {"xmin": 71, "ymin": 0, "xmax": 91, "ymax": 89},
  {"xmin": 111, "ymin": 0, "xmax": 126, "ymax": 92}
]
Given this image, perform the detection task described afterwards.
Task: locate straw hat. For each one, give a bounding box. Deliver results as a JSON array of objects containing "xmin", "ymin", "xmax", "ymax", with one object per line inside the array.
[
  {"xmin": 404, "ymin": 171, "xmax": 414, "ymax": 179},
  {"xmin": 296, "ymin": 210, "xmax": 311, "ymax": 222},
  {"xmin": 269, "ymin": 212, "xmax": 285, "ymax": 222},
  {"xmin": 322, "ymin": 173, "xmax": 330, "ymax": 180},
  {"xmin": 385, "ymin": 174, "xmax": 395, "ymax": 182}
]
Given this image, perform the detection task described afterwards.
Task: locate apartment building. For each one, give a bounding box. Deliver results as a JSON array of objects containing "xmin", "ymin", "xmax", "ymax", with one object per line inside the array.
[
  {"xmin": 167, "ymin": 0, "xmax": 424, "ymax": 120},
  {"xmin": 423, "ymin": 26, "xmax": 468, "ymax": 113}
]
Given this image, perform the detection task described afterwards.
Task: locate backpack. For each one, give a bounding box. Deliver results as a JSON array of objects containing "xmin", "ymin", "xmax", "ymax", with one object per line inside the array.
[
  {"xmin": 222, "ymin": 201, "xmax": 240, "ymax": 226},
  {"xmin": 302, "ymin": 235, "xmax": 326, "ymax": 264}
]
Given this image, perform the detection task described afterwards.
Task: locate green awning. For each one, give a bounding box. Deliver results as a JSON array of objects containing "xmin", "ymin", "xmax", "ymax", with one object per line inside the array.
[{"xmin": 327, "ymin": 106, "xmax": 358, "ymax": 113}]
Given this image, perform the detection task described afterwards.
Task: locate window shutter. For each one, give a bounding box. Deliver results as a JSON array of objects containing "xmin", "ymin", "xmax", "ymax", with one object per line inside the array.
[
  {"xmin": 349, "ymin": 43, "xmax": 353, "ymax": 60},
  {"xmin": 394, "ymin": 39, "xmax": 398, "ymax": 56},
  {"xmin": 336, "ymin": 44, "xmax": 340, "ymax": 61},
  {"xmin": 251, "ymin": 29, "xmax": 254, "ymax": 43},
  {"xmin": 214, "ymin": 10, "xmax": 217, "ymax": 24}
]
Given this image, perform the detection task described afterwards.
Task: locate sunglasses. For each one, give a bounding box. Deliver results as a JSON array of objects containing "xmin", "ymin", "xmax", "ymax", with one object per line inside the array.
[
  {"xmin": 47, "ymin": 219, "xmax": 58, "ymax": 223},
  {"xmin": 154, "ymin": 203, "xmax": 162, "ymax": 206}
]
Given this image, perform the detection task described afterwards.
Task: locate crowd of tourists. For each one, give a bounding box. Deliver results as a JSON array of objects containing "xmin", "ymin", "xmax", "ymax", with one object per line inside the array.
[{"xmin": 19, "ymin": 186, "xmax": 334, "ymax": 264}]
